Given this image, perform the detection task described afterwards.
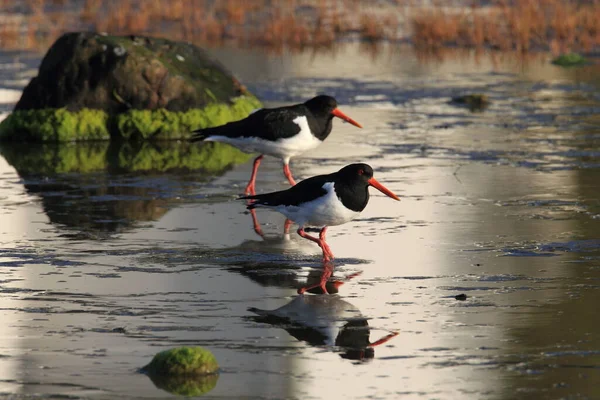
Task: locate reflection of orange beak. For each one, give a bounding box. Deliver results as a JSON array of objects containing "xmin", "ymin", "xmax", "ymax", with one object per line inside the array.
[
  {"xmin": 331, "ymin": 108, "xmax": 363, "ymax": 128},
  {"xmin": 369, "ymin": 331, "xmax": 399, "ymax": 347},
  {"xmin": 367, "ymin": 177, "xmax": 400, "ymax": 201}
]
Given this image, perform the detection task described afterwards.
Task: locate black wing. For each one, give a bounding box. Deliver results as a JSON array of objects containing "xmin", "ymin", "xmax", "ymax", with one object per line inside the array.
[
  {"xmin": 191, "ymin": 104, "xmax": 307, "ymax": 142},
  {"xmin": 241, "ymin": 173, "xmax": 334, "ymax": 209}
]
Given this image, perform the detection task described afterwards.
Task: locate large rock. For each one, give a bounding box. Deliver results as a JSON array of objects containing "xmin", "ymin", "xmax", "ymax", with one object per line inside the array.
[
  {"xmin": 16, "ymin": 32, "xmax": 249, "ymax": 112},
  {"xmin": 1, "ymin": 32, "xmax": 260, "ymax": 142}
]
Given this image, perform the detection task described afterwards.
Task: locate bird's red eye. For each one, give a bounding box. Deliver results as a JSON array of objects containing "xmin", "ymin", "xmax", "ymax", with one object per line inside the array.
[{"xmin": 358, "ymin": 169, "xmax": 364, "ymax": 175}]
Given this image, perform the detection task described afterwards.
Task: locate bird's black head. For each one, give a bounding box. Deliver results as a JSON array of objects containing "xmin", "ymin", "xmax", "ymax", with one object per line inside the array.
[
  {"xmin": 336, "ymin": 163, "xmax": 400, "ymax": 208},
  {"xmin": 338, "ymin": 163, "xmax": 374, "ymax": 184},
  {"xmin": 304, "ymin": 95, "xmax": 362, "ymax": 129},
  {"xmin": 304, "ymin": 95, "xmax": 338, "ymax": 116}
]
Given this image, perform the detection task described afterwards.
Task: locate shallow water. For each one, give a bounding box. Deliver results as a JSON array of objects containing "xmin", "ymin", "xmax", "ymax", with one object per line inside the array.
[{"xmin": 0, "ymin": 45, "xmax": 599, "ymax": 399}]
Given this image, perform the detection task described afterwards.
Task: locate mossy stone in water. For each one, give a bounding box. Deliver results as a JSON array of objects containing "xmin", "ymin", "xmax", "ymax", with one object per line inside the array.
[
  {"xmin": 0, "ymin": 95, "xmax": 261, "ymax": 142},
  {"xmin": 450, "ymin": 94, "xmax": 490, "ymax": 112},
  {"xmin": 0, "ymin": 108, "xmax": 110, "ymax": 142},
  {"xmin": 552, "ymin": 53, "xmax": 587, "ymax": 67},
  {"xmin": 2, "ymin": 32, "xmax": 262, "ymax": 142},
  {"xmin": 142, "ymin": 346, "xmax": 219, "ymax": 376}
]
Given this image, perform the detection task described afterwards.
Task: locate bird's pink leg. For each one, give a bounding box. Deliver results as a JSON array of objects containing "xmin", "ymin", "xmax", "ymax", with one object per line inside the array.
[
  {"xmin": 284, "ymin": 219, "xmax": 293, "ymax": 234},
  {"xmin": 319, "ymin": 227, "xmax": 334, "ymax": 260},
  {"xmin": 297, "ymin": 227, "xmax": 333, "ymax": 262},
  {"xmin": 245, "ymin": 155, "xmax": 264, "ymax": 195},
  {"xmin": 283, "ymin": 162, "xmax": 297, "ymax": 186},
  {"xmin": 249, "ymin": 209, "xmax": 264, "ymax": 238},
  {"xmin": 298, "ymin": 261, "xmax": 334, "ymax": 294}
]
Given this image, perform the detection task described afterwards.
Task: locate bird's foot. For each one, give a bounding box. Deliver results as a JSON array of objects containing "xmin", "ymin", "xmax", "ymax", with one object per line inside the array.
[
  {"xmin": 244, "ymin": 184, "xmax": 256, "ymax": 196},
  {"xmin": 297, "ymin": 282, "xmax": 329, "ymax": 295}
]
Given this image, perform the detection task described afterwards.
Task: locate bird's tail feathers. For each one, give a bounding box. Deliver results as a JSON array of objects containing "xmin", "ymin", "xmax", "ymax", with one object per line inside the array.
[{"xmin": 239, "ymin": 193, "xmax": 277, "ymax": 210}]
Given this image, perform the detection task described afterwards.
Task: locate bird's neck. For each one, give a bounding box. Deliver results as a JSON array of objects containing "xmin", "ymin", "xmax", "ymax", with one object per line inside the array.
[
  {"xmin": 334, "ymin": 181, "xmax": 369, "ymax": 212},
  {"xmin": 308, "ymin": 116, "xmax": 333, "ymax": 141}
]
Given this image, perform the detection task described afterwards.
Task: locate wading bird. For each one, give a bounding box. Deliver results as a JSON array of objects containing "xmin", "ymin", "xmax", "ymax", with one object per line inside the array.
[
  {"xmin": 242, "ymin": 163, "xmax": 400, "ymax": 293},
  {"xmin": 191, "ymin": 95, "xmax": 362, "ymax": 195}
]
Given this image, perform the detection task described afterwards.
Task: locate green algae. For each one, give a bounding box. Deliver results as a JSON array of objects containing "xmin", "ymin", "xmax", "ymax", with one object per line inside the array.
[
  {"xmin": 0, "ymin": 108, "xmax": 110, "ymax": 142},
  {"xmin": 141, "ymin": 347, "xmax": 220, "ymax": 396},
  {"xmin": 0, "ymin": 95, "xmax": 261, "ymax": 142},
  {"xmin": 552, "ymin": 53, "xmax": 587, "ymax": 67},
  {"xmin": 142, "ymin": 347, "xmax": 219, "ymax": 376}
]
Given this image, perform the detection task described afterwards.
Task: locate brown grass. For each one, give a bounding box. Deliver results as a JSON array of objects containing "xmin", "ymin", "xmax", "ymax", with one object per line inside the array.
[
  {"xmin": 0, "ymin": 0, "xmax": 598, "ymax": 54},
  {"xmin": 0, "ymin": 0, "xmax": 402, "ymax": 52},
  {"xmin": 410, "ymin": 0, "xmax": 600, "ymax": 54}
]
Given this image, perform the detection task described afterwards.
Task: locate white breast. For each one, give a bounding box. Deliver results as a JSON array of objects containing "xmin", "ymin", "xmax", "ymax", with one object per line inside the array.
[
  {"xmin": 276, "ymin": 182, "xmax": 360, "ymax": 227},
  {"xmin": 205, "ymin": 116, "xmax": 323, "ymax": 163}
]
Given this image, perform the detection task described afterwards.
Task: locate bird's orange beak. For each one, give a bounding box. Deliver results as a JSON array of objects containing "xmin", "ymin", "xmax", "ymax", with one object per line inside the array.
[
  {"xmin": 331, "ymin": 108, "xmax": 362, "ymax": 128},
  {"xmin": 367, "ymin": 177, "xmax": 400, "ymax": 201}
]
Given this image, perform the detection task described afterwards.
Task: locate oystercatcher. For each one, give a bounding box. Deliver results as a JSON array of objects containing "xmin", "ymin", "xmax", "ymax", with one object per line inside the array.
[
  {"xmin": 241, "ymin": 163, "xmax": 400, "ymax": 292},
  {"xmin": 191, "ymin": 95, "xmax": 362, "ymax": 195}
]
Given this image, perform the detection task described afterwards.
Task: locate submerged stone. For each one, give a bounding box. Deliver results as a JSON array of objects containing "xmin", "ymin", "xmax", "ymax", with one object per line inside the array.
[
  {"xmin": 141, "ymin": 346, "xmax": 219, "ymax": 376},
  {"xmin": 1, "ymin": 32, "xmax": 261, "ymax": 142},
  {"xmin": 0, "ymin": 96, "xmax": 261, "ymax": 142},
  {"xmin": 450, "ymin": 94, "xmax": 490, "ymax": 112},
  {"xmin": 552, "ymin": 53, "xmax": 587, "ymax": 67},
  {"xmin": 141, "ymin": 347, "xmax": 219, "ymax": 396}
]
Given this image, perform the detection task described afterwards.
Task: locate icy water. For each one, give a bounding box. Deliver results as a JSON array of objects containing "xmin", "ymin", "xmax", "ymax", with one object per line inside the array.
[{"xmin": 0, "ymin": 45, "xmax": 600, "ymax": 399}]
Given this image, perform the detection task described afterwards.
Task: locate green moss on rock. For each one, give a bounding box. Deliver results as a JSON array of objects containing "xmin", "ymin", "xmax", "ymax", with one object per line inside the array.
[
  {"xmin": 116, "ymin": 95, "xmax": 261, "ymax": 141},
  {"xmin": 552, "ymin": 53, "xmax": 587, "ymax": 67},
  {"xmin": 0, "ymin": 96, "xmax": 260, "ymax": 142},
  {"xmin": 142, "ymin": 347, "xmax": 219, "ymax": 376},
  {"xmin": 141, "ymin": 347, "xmax": 220, "ymax": 396},
  {"xmin": 0, "ymin": 108, "xmax": 110, "ymax": 142}
]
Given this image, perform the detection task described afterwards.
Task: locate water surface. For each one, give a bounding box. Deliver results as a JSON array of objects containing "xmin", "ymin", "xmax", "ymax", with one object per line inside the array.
[{"xmin": 0, "ymin": 45, "xmax": 599, "ymax": 399}]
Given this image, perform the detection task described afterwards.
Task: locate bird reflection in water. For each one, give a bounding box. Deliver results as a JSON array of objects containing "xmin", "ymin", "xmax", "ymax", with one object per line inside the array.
[
  {"xmin": 247, "ymin": 207, "xmax": 293, "ymax": 238},
  {"xmin": 249, "ymin": 274, "xmax": 398, "ymax": 361},
  {"xmin": 239, "ymin": 210, "xmax": 363, "ymax": 295}
]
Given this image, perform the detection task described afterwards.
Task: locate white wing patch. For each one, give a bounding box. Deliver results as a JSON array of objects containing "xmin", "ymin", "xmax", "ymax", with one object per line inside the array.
[
  {"xmin": 273, "ymin": 182, "xmax": 360, "ymax": 227},
  {"xmin": 204, "ymin": 115, "xmax": 323, "ymax": 161}
]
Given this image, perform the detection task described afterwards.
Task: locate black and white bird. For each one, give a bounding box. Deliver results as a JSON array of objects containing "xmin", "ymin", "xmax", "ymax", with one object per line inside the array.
[
  {"xmin": 241, "ymin": 163, "xmax": 400, "ymax": 292},
  {"xmin": 191, "ymin": 95, "xmax": 362, "ymax": 195}
]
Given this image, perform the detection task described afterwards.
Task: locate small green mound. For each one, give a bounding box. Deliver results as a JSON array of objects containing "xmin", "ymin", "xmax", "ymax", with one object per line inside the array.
[
  {"xmin": 142, "ymin": 347, "xmax": 219, "ymax": 376},
  {"xmin": 0, "ymin": 96, "xmax": 261, "ymax": 142},
  {"xmin": 148, "ymin": 374, "xmax": 219, "ymax": 397},
  {"xmin": 552, "ymin": 53, "xmax": 587, "ymax": 67},
  {"xmin": 450, "ymin": 94, "xmax": 490, "ymax": 112}
]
